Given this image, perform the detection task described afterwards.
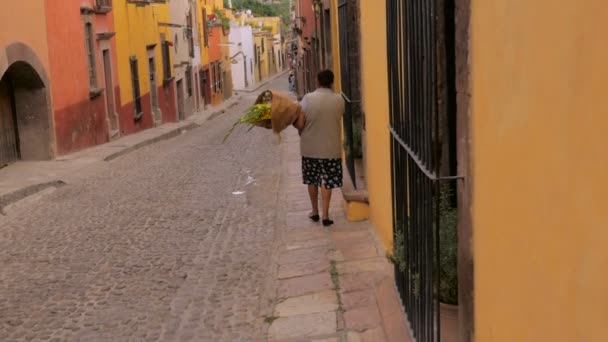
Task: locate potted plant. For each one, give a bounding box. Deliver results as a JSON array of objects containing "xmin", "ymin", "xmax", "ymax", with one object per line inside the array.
[
  {"xmin": 437, "ymin": 184, "xmax": 458, "ymax": 342},
  {"xmin": 214, "ymin": 8, "xmax": 231, "ymax": 35},
  {"xmin": 387, "ymin": 184, "xmax": 459, "ymax": 341}
]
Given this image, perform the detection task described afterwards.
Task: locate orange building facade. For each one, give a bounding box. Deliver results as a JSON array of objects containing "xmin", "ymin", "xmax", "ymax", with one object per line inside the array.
[
  {"xmin": 0, "ymin": 0, "xmax": 123, "ymax": 163},
  {"xmin": 46, "ymin": 0, "xmax": 121, "ymax": 155},
  {"xmin": 207, "ymin": 25, "xmax": 225, "ymax": 106}
]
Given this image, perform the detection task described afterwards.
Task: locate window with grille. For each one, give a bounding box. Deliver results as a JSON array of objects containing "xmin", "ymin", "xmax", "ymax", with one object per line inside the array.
[
  {"xmin": 96, "ymin": 0, "xmax": 112, "ymax": 8},
  {"xmin": 211, "ymin": 62, "xmax": 216, "ymax": 93},
  {"xmin": 199, "ymin": 70, "xmax": 205, "ymax": 98},
  {"xmin": 203, "ymin": 8, "xmax": 209, "ymax": 48},
  {"xmin": 186, "ymin": 66, "xmax": 193, "ymax": 97},
  {"xmin": 217, "ymin": 63, "xmax": 222, "ymax": 92},
  {"xmin": 187, "ymin": 13, "xmax": 194, "ymax": 58},
  {"xmin": 84, "ymin": 23, "xmax": 97, "ymax": 88},
  {"xmin": 130, "ymin": 57, "xmax": 142, "ymax": 119},
  {"xmin": 162, "ymin": 41, "xmax": 171, "ymax": 81}
]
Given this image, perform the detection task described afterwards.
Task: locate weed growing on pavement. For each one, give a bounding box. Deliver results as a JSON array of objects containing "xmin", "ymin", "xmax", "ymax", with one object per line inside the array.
[
  {"xmin": 329, "ymin": 260, "xmax": 345, "ymax": 313},
  {"xmin": 264, "ymin": 315, "xmax": 279, "ymax": 324}
]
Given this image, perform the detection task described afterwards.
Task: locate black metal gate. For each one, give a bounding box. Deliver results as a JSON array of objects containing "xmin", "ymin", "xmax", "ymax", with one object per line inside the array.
[
  {"xmin": 338, "ymin": 0, "xmax": 357, "ymax": 187},
  {"xmin": 386, "ymin": 0, "xmax": 456, "ymax": 340}
]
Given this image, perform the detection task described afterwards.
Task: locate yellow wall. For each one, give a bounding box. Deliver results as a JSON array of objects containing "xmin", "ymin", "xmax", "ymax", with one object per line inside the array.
[
  {"xmin": 196, "ymin": 0, "xmax": 209, "ymax": 66},
  {"xmin": 472, "ymin": 1, "xmax": 608, "ymax": 341},
  {"xmin": 244, "ymin": 17, "xmax": 281, "ymax": 35},
  {"xmin": 114, "ymin": 1, "xmax": 171, "ymax": 103},
  {"xmin": 254, "ymin": 34, "xmax": 270, "ymax": 81},
  {"xmin": 358, "ymin": 0, "xmax": 392, "ymax": 250}
]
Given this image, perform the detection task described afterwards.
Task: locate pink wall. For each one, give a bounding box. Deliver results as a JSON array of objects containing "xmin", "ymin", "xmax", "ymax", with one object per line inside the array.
[{"xmin": 298, "ymin": 0, "xmax": 315, "ymax": 40}]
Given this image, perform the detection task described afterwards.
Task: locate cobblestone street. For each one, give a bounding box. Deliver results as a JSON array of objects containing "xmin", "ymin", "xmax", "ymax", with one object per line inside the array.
[{"xmin": 0, "ymin": 77, "xmax": 291, "ymax": 341}]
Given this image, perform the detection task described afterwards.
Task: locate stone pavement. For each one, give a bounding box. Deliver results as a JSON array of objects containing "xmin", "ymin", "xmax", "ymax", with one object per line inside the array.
[
  {"xmin": 0, "ymin": 76, "xmax": 292, "ymax": 341},
  {"xmin": 267, "ymin": 129, "xmax": 412, "ymax": 342},
  {"xmin": 0, "ymin": 72, "xmax": 411, "ymax": 341},
  {"xmin": 0, "ymin": 70, "xmax": 288, "ymax": 206},
  {"xmin": 0, "ymin": 95, "xmax": 241, "ymax": 206}
]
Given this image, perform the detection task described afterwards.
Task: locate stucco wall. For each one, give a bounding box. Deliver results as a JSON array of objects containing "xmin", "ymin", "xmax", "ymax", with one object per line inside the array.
[
  {"xmin": 170, "ymin": 0, "xmax": 195, "ymax": 118},
  {"xmin": 229, "ymin": 25, "xmax": 255, "ymax": 90},
  {"xmin": 472, "ymin": 1, "xmax": 608, "ymax": 340},
  {"xmin": 0, "ymin": 1, "xmax": 50, "ymax": 78},
  {"xmin": 358, "ymin": 0, "xmax": 392, "ymax": 250},
  {"xmin": 114, "ymin": 0, "xmax": 176, "ymax": 134},
  {"xmin": 46, "ymin": 0, "xmax": 111, "ymax": 155},
  {"xmin": 0, "ymin": 1, "xmax": 55, "ymax": 156}
]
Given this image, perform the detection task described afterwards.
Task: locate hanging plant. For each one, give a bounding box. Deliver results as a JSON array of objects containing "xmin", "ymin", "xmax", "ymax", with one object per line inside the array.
[{"xmin": 214, "ymin": 7, "xmax": 231, "ymax": 31}]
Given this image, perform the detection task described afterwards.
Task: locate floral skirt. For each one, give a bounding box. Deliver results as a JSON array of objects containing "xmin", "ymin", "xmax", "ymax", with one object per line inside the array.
[{"xmin": 302, "ymin": 157, "xmax": 343, "ymax": 189}]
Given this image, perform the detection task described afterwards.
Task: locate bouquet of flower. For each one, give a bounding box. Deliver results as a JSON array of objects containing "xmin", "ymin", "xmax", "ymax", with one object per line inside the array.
[
  {"xmin": 222, "ymin": 104, "xmax": 272, "ymax": 142},
  {"xmin": 223, "ymin": 90, "xmax": 301, "ymax": 142}
]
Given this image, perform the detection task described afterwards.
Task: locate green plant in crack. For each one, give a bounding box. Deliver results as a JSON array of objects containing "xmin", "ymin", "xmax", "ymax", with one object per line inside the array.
[
  {"xmin": 329, "ymin": 260, "xmax": 345, "ymax": 313},
  {"xmin": 264, "ymin": 315, "xmax": 279, "ymax": 324},
  {"xmin": 389, "ymin": 228, "xmax": 407, "ymax": 272},
  {"xmin": 435, "ymin": 183, "xmax": 458, "ymax": 305},
  {"xmin": 412, "ymin": 272, "xmax": 421, "ymax": 298}
]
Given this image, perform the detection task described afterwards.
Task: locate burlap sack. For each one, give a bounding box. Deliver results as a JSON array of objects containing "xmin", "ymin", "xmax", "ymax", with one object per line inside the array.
[{"xmin": 255, "ymin": 90, "xmax": 301, "ymax": 134}]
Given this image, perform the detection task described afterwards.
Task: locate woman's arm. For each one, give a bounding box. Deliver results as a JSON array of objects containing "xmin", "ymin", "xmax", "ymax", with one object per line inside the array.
[{"xmin": 293, "ymin": 109, "xmax": 306, "ymax": 134}]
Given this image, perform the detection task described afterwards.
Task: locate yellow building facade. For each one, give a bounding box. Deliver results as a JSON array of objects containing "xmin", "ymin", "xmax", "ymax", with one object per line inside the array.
[
  {"xmin": 244, "ymin": 17, "xmax": 281, "ymax": 35},
  {"xmin": 351, "ymin": 0, "xmax": 608, "ymax": 340},
  {"xmin": 472, "ymin": 1, "xmax": 608, "ymax": 341},
  {"xmin": 253, "ymin": 32, "xmax": 270, "ymax": 82},
  {"xmin": 114, "ymin": 0, "xmax": 176, "ymax": 131},
  {"xmin": 247, "ymin": 17, "xmax": 283, "ymax": 82},
  {"xmin": 357, "ymin": 0, "xmax": 392, "ymax": 249},
  {"xmin": 196, "ymin": 0, "xmax": 210, "ymax": 67}
]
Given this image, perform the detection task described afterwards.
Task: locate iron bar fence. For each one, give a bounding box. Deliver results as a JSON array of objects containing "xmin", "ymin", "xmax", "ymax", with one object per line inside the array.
[
  {"xmin": 386, "ymin": 0, "xmax": 444, "ymax": 340},
  {"xmin": 338, "ymin": 0, "xmax": 357, "ymax": 188}
]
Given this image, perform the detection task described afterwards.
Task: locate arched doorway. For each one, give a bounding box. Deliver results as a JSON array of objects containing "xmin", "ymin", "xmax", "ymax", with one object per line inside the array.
[{"xmin": 0, "ymin": 61, "xmax": 52, "ymax": 167}]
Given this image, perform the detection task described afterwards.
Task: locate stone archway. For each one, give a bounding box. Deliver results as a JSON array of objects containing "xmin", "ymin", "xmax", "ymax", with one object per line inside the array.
[{"xmin": 0, "ymin": 43, "xmax": 53, "ymax": 167}]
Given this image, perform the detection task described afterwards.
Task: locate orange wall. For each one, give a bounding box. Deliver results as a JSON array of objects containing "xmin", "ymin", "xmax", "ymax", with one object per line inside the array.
[
  {"xmin": 208, "ymin": 25, "xmax": 222, "ymax": 61},
  {"xmin": 46, "ymin": 0, "xmax": 90, "ymax": 110},
  {"xmin": 45, "ymin": 0, "xmax": 111, "ymax": 154},
  {"xmin": 0, "ymin": 1, "xmax": 50, "ymax": 74},
  {"xmin": 472, "ymin": 0, "xmax": 608, "ymax": 340}
]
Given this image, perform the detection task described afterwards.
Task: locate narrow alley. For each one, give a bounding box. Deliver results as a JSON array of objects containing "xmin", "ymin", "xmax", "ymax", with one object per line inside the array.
[{"xmin": 0, "ymin": 78, "xmax": 289, "ymax": 341}]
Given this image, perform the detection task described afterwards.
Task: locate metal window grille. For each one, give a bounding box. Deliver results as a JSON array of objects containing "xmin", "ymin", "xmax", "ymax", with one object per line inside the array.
[
  {"xmin": 212, "ymin": 63, "xmax": 217, "ymax": 93},
  {"xmin": 187, "ymin": 13, "xmax": 194, "ymax": 58},
  {"xmin": 162, "ymin": 41, "xmax": 171, "ymax": 81},
  {"xmin": 216, "ymin": 63, "xmax": 223, "ymax": 91},
  {"xmin": 199, "ymin": 70, "xmax": 205, "ymax": 98},
  {"xmin": 203, "ymin": 8, "xmax": 209, "ymax": 48},
  {"xmin": 186, "ymin": 66, "xmax": 193, "ymax": 97},
  {"xmin": 130, "ymin": 57, "xmax": 142, "ymax": 119},
  {"xmin": 96, "ymin": 0, "xmax": 112, "ymax": 8},
  {"xmin": 85, "ymin": 23, "xmax": 97, "ymax": 88}
]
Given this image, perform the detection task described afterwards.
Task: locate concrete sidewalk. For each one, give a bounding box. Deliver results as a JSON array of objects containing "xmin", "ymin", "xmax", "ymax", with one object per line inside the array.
[
  {"xmin": 267, "ymin": 129, "xmax": 412, "ymax": 342},
  {"xmin": 0, "ymin": 95, "xmax": 242, "ymax": 210}
]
